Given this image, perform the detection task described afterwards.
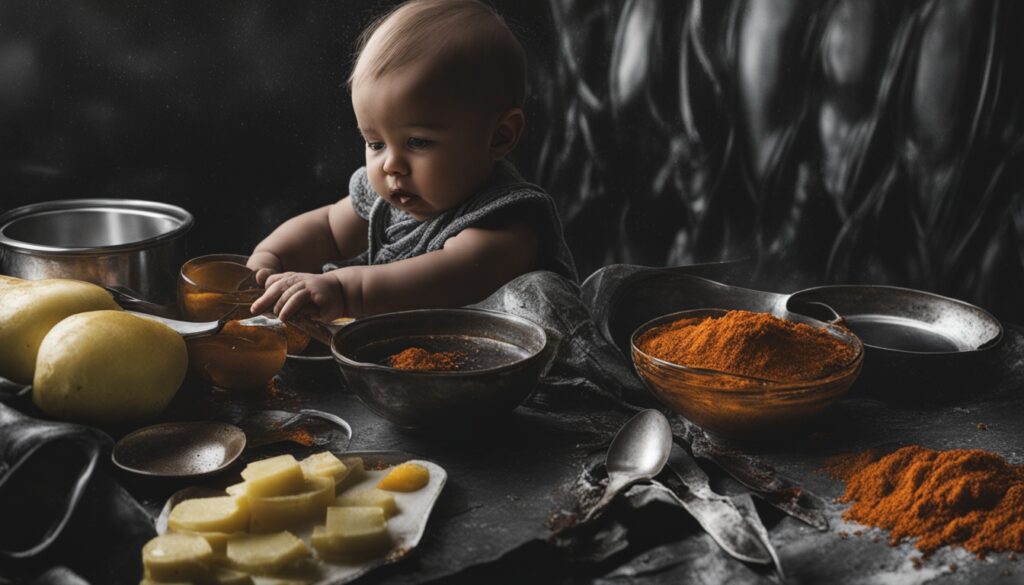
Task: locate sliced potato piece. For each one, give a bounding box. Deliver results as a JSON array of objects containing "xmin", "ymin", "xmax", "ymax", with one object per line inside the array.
[
  {"xmin": 170, "ymin": 531, "xmax": 237, "ymax": 556},
  {"xmin": 377, "ymin": 462, "xmax": 429, "ymax": 492},
  {"xmin": 336, "ymin": 457, "xmax": 366, "ymax": 491},
  {"xmin": 240, "ymin": 454, "xmax": 304, "ymax": 497},
  {"xmin": 169, "ymin": 496, "xmax": 249, "ymax": 534},
  {"xmin": 226, "ymin": 531, "xmax": 309, "ymax": 575},
  {"xmin": 300, "ymin": 452, "xmax": 350, "ymax": 485},
  {"xmin": 333, "ymin": 488, "xmax": 397, "ymax": 517},
  {"xmin": 311, "ymin": 506, "xmax": 391, "ymax": 559},
  {"xmin": 249, "ymin": 476, "xmax": 334, "ymax": 533},
  {"xmin": 141, "ymin": 533, "xmax": 214, "ymax": 582},
  {"xmin": 225, "ymin": 482, "xmax": 247, "ymax": 497}
]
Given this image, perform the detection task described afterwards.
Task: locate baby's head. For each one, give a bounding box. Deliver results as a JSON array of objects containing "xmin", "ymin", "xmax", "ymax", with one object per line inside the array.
[{"xmin": 349, "ymin": 0, "xmax": 526, "ymax": 220}]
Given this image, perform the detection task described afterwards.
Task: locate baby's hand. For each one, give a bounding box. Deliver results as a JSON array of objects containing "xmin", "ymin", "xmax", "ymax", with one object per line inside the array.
[
  {"xmin": 250, "ymin": 272, "xmax": 345, "ymax": 322},
  {"xmin": 246, "ymin": 250, "xmax": 284, "ymax": 287}
]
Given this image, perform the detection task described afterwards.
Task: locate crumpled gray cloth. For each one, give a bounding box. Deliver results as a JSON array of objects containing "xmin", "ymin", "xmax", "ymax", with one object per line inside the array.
[
  {"xmin": 469, "ymin": 270, "xmax": 649, "ymax": 408},
  {"xmin": 0, "ymin": 404, "xmax": 154, "ymax": 585}
]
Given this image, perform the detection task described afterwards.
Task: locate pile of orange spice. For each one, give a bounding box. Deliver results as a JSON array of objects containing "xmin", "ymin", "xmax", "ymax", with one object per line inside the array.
[
  {"xmin": 824, "ymin": 445, "xmax": 1024, "ymax": 556},
  {"xmin": 636, "ymin": 310, "xmax": 855, "ymax": 382},
  {"xmin": 388, "ymin": 347, "xmax": 464, "ymax": 371}
]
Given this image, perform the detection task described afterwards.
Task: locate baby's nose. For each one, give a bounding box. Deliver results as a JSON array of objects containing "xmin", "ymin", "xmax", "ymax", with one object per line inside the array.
[{"xmin": 382, "ymin": 152, "xmax": 409, "ymax": 175}]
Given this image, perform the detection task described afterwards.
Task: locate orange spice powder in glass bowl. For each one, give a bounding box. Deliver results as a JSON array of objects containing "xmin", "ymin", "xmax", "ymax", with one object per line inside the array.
[{"xmin": 631, "ymin": 308, "xmax": 864, "ymax": 440}]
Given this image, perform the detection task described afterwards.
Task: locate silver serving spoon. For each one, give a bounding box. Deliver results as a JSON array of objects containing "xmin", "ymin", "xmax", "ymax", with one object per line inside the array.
[{"xmin": 583, "ymin": 409, "xmax": 673, "ymax": 522}]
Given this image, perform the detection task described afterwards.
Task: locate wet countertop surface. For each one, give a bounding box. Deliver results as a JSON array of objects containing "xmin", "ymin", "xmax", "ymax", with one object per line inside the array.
[{"xmin": 119, "ymin": 324, "xmax": 1024, "ymax": 585}]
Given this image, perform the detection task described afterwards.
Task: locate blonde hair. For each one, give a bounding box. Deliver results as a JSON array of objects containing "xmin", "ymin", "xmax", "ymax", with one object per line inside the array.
[{"xmin": 349, "ymin": 0, "xmax": 526, "ymax": 112}]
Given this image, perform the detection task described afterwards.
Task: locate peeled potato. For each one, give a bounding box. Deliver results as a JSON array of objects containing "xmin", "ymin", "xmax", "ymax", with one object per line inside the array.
[
  {"xmin": 0, "ymin": 278, "xmax": 119, "ymax": 383},
  {"xmin": 240, "ymin": 454, "xmax": 305, "ymax": 497},
  {"xmin": 300, "ymin": 452, "xmax": 350, "ymax": 485},
  {"xmin": 333, "ymin": 488, "xmax": 397, "ymax": 518},
  {"xmin": 32, "ymin": 310, "xmax": 186, "ymax": 425},
  {"xmin": 312, "ymin": 506, "xmax": 391, "ymax": 559},
  {"xmin": 169, "ymin": 496, "xmax": 249, "ymax": 534},
  {"xmin": 142, "ymin": 533, "xmax": 214, "ymax": 582},
  {"xmin": 226, "ymin": 531, "xmax": 309, "ymax": 574},
  {"xmin": 249, "ymin": 476, "xmax": 335, "ymax": 533}
]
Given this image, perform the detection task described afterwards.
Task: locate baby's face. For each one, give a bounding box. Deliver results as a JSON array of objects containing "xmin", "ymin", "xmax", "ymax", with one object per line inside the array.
[{"xmin": 352, "ymin": 68, "xmax": 497, "ymax": 221}]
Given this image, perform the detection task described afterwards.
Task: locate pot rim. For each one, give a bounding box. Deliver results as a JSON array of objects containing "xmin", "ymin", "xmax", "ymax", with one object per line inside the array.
[{"xmin": 0, "ymin": 198, "xmax": 193, "ymax": 255}]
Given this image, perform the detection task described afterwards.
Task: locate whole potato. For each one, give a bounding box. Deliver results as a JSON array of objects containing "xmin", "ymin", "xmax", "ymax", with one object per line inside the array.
[
  {"xmin": 0, "ymin": 278, "xmax": 120, "ymax": 383},
  {"xmin": 33, "ymin": 310, "xmax": 187, "ymax": 426}
]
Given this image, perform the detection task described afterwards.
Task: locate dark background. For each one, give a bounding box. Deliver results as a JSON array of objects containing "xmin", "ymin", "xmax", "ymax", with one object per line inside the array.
[{"xmin": 2, "ymin": 0, "xmax": 1023, "ymax": 322}]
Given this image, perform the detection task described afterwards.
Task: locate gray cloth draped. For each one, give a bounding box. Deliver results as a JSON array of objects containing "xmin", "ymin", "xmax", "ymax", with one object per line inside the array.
[{"xmin": 346, "ymin": 160, "xmax": 579, "ymax": 282}]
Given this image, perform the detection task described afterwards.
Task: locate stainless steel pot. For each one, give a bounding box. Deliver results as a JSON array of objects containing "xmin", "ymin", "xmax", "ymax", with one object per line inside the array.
[{"xmin": 0, "ymin": 199, "xmax": 193, "ymax": 304}]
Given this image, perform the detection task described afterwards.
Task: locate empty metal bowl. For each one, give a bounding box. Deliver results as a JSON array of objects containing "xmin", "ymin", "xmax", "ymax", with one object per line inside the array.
[
  {"xmin": 0, "ymin": 199, "xmax": 192, "ymax": 304},
  {"xmin": 331, "ymin": 308, "xmax": 549, "ymax": 431},
  {"xmin": 631, "ymin": 309, "xmax": 864, "ymax": 440}
]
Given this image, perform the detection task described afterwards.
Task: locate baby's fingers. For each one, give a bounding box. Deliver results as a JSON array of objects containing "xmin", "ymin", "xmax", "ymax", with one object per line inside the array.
[
  {"xmin": 250, "ymin": 273, "xmax": 296, "ymax": 315},
  {"xmin": 254, "ymin": 268, "xmax": 277, "ymax": 287},
  {"xmin": 277, "ymin": 288, "xmax": 312, "ymax": 322}
]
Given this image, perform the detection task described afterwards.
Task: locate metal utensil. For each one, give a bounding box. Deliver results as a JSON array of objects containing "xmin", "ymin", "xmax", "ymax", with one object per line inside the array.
[
  {"xmin": 583, "ymin": 409, "xmax": 673, "ymax": 522},
  {"xmin": 0, "ymin": 199, "xmax": 192, "ymax": 305},
  {"xmin": 658, "ymin": 443, "xmax": 773, "ymax": 565},
  {"xmin": 111, "ymin": 409, "xmax": 354, "ymax": 479},
  {"xmin": 111, "ymin": 421, "xmax": 247, "ymax": 478}
]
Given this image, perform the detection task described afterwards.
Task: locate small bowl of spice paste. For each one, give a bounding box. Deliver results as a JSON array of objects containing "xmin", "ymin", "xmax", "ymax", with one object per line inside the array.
[
  {"xmin": 331, "ymin": 308, "xmax": 549, "ymax": 431},
  {"xmin": 631, "ymin": 308, "xmax": 863, "ymax": 440}
]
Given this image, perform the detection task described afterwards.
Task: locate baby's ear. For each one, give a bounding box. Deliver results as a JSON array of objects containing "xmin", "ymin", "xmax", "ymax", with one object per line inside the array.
[{"xmin": 489, "ymin": 108, "xmax": 525, "ymax": 160}]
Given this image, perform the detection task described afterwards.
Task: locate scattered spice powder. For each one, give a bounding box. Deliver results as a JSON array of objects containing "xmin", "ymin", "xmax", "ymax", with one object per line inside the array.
[
  {"xmin": 636, "ymin": 310, "xmax": 856, "ymax": 382},
  {"xmin": 388, "ymin": 347, "xmax": 465, "ymax": 371},
  {"xmin": 823, "ymin": 445, "xmax": 1024, "ymax": 556}
]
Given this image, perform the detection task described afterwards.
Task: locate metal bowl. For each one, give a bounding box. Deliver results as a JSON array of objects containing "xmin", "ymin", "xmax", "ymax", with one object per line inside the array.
[
  {"xmin": 0, "ymin": 199, "xmax": 192, "ymax": 303},
  {"xmin": 631, "ymin": 308, "xmax": 864, "ymax": 440},
  {"xmin": 331, "ymin": 308, "xmax": 549, "ymax": 431}
]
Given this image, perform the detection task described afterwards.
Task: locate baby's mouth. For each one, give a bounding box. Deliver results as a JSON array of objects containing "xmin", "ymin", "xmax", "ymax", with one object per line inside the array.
[{"xmin": 391, "ymin": 189, "xmax": 419, "ymax": 206}]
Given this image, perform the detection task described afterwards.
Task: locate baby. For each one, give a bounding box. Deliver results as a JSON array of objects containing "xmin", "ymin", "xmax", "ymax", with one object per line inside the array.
[{"xmin": 249, "ymin": 0, "xmax": 576, "ymax": 322}]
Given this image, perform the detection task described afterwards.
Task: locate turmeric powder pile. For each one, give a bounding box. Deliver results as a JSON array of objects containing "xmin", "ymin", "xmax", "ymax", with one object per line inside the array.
[
  {"xmin": 388, "ymin": 347, "xmax": 464, "ymax": 371},
  {"xmin": 824, "ymin": 445, "xmax": 1024, "ymax": 556},
  {"xmin": 636, "ymin": 310, "xmax": 856, "ymax": 382}
]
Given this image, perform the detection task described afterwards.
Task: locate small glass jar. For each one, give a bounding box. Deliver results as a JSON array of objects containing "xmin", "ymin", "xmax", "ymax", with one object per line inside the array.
[{"xmin": 178, "ymin": 254, "xmax": 288, "ymax": 390}]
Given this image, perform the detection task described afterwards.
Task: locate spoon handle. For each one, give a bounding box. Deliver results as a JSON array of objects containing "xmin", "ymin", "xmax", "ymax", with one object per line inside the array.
[{"xmin": 582, "ymin": 473, "xmax": 634, "ymax": 523}]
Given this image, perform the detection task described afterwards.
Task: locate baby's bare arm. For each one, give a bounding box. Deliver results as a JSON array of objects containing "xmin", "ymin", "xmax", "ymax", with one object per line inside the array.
[
  {"xmin": 249, "ymin": 198, "xmax": 368, "ymax": 277},
  {"xmin": 334, "ymin": 221, "xmax": 539, "ymax": 317}
]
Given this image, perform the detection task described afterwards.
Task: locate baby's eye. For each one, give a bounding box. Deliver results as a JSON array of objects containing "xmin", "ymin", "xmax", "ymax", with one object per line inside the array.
[
  {"xmin": 366, "ymin": 142, "xmax": 385, "ymax": 151},
  {"xmin": 407, "ymin": 137, "xmax": 433, "ymax": 150}
]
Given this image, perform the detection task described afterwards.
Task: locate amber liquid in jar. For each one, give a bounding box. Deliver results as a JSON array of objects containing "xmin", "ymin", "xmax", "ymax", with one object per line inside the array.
[{"xmin": 178, "ymin": 255, "xmax": 287, "ymax": 390}]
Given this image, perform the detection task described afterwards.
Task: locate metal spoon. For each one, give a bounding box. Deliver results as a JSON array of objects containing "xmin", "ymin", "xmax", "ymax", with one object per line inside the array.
[
  {"xmin": 111, "ymin": 409, "xmax": 354, "ymax": 479},
  {"xmin": 583, "ymin": 409, "xmax": 673, "ymax": 522}
]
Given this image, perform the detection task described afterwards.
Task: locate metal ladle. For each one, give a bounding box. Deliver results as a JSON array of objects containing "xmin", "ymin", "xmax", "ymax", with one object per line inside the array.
[{"xmin": 583, "ymin": 409, "xmax": 673, "ymax": 522}]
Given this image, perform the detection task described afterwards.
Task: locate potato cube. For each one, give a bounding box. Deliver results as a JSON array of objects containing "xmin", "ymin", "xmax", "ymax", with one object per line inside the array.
[
  {"xmin": 226, "ymin": 531, "xmax": 309, "ymax": 575},
  {"xmin": 377, "ymin": 462, "xmax": 429, "ymax": 492},
  {"xmin": 334, "ymin": 488, "xmax": 397, "ymax": 517},
  {"xmin": 169, "ymin": 496, "xmax": 249, "ymax": 534},
  {"xmin": 240, "ymin": 455, "xmax": 305, "ymax": 497},
  {"xmin": 141, "ymin": 533, "xmax": 214, "ymax": 582},
  {"xmin": 140, "ymin": 567, "xmax": 253, "ymax": 585},
  {"xmin": 336, "ymin": 457, "xmax": 366, "ymax": 491},
  {"xmin": 170, "ymin": 531, "xmax": 235, "ymax": 556},
  {"xmin": 249, "ymin": 476, "xmax": 334, "ymax": 533},
  {"xmin": 300, "ymin": 452, "xmax": 350, "ymax": 485},
  {"xmin": 311, "ymin": 506, "xmax": 391, "ymax": 559}
]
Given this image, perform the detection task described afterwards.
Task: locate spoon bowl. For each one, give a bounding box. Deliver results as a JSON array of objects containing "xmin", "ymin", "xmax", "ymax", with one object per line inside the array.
[
  {"xmin": 584, "ymin": 409, "xmax": 673, "ymax": 521},
  {"xmin": 111, "ymin": 421, "xmax": 247, "ymax": 479}
]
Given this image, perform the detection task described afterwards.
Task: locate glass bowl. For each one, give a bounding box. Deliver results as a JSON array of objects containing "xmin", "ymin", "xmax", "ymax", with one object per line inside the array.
[
  {"xmin": 178, "ymin": 254, "xmax": 287, "ymax": 390},
  {"xmin": 630, "ymin": 308, "xmax": 864, "ymax": 440}
]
